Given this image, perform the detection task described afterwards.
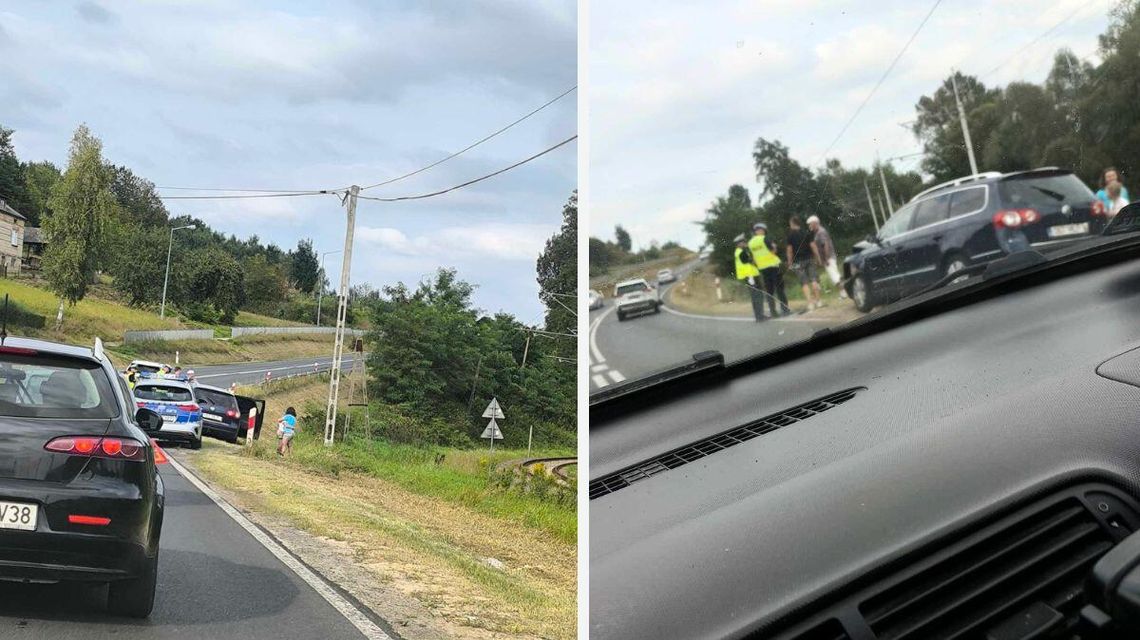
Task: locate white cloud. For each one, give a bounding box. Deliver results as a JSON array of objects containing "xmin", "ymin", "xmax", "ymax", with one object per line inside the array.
[{"xmin": 357, "ymin": 223, "xmax": 550, "ymax": 261}]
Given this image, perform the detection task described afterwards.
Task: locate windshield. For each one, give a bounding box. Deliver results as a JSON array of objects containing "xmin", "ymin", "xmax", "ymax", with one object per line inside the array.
[
  {"xmin": 134, "ymin": 384, "xmax": 193, "ymax": 403},
  {"xmin": 589, "ymin": 2, "xmax": 1140, "ymax": 396}
]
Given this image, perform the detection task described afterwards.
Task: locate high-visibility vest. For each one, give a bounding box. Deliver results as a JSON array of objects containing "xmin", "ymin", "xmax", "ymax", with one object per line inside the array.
[
  {"xmin": 735, "ymin": 247, "xmax": 760, "ymax": 279},
  {"xmin": 748, "ymin": 233, "xmax": 781, "ymax": 270}
]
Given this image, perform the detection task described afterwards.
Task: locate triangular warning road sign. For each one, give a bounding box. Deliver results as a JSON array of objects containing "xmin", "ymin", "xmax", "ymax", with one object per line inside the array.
[
  {"xmin": 481, "ymin": 397, "xmax": 505, "ymax": 420},
  {"xmin": 480, "ymin": 418, "xmax": 504, "ymax": 439}
]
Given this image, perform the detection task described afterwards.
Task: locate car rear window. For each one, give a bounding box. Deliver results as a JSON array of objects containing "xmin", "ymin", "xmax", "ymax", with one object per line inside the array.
[
  {"xmin": 134, "ymin": 384, "xmax": 193, "ymax": 402},
  {"xmin": 0, "ymin": 353, "xmax": 118, "ymax": 419},
  {"xmin": 195, "ymin": 388, "xmax": 237, "ymax": 409},
  {"xmin": 616, "ymin": 283, "xmax": 648, "ymax": 295},
  {"xmin": 997, "ymin": 173, "xmax": 1094, "ymax": 209}
]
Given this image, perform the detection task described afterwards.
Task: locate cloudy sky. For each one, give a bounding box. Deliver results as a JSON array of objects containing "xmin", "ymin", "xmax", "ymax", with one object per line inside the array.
[
  {"xmin": 0, "ymin": 0, "xmax": 576, "ymax": 322},
  {"xmin": 590, "ymin": 0, "xmax": 1116, "ymax": 251}
]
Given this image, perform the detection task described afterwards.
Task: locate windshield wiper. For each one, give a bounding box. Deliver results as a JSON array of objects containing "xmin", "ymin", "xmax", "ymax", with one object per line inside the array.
[{"xmin": 1029, "ymin": 185, "xmax": 1066, "ymax": 201}]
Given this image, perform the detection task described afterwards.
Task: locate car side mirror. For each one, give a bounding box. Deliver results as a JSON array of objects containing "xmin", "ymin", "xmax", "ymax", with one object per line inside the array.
[{"xmin": 135, "ymin": 408, "xmax": 163, "ymax": 433}]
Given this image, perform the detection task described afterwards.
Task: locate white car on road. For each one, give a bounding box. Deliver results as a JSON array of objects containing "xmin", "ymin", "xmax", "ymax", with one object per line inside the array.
[
  {"xmin": 656, "ymin": 268, "xmax": 676, "ymax": 284},
  {"xmin": 614, "ymin": 278, "xmax": 660, "ymax": 321},
  {"xmin": 589, "ymin": 289, "xmax": 604, "ymax": 310}
]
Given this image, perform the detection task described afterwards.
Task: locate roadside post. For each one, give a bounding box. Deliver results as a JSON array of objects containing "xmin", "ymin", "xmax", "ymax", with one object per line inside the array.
[
  {"xmin": 246, "ymin": 406, "xmax": 257, "ymax": 447},
  {"xmin": 480, "ymin": 398, "xmax": 505, "ymax": 452},
  {"xmin": 715, "ymin": 277, "xmax": 722, "ymax": 302}
]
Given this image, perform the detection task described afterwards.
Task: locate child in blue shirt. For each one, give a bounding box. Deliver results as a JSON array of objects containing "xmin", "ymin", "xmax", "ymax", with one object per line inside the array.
[{"xmin": 276, "ymin": 407, "xmax": 297, "ymax": 456}]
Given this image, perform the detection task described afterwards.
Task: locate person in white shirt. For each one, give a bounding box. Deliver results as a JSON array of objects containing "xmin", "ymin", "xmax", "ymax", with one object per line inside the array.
[
  {"xmin": 806, "ymin": 215, "xmax": 847, "ymax": 299},
  {"xmin": 1107, "ymin": 180, "xmax": 1129, "ymax": 218}
]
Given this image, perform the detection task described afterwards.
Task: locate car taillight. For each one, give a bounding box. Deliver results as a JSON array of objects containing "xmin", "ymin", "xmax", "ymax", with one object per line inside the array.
[
  {"xmin": 176, "ymin": 403, "xmax": 200, "ymax": 413},
  {"xmin": 0, "ymin": 346, "xmax": 38, "ymax": 355},
  {"xmin": 68, "ymin": 515, "xmax": 110, "ymax": 526},
  {"xmin": 1092, "ymin": 199, "xmax": 1107, "ymax": 217},
  {"xmin": 225, "ymin": 409, "xmax": 237, "ymax": 418},
  {"xmin": 992, "ymin": 208, "xmax": 1041, "ymax": 228},
  {"xmin": 44, "ymin": 436, "xmax": 146, "ymax": 461},
  {"xmin": 136, "ymin": 401, "xmax": 146, "ymax": 408}
]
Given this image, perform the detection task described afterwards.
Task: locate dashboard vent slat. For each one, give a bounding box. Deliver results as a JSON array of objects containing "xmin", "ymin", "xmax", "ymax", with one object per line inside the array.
[
  {"xmin": 589, "ymin": 388, "xmax": 862, "ymax": 500},
  {"xmin": 860, "ymin": 496, "xmax": 1124, "ymax": 640}
]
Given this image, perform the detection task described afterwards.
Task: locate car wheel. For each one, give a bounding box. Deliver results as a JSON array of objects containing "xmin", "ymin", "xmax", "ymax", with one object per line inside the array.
[
  {"xmin": 852, "ymin": 275, "xmax": 874, "ymax": 313},
  {"xmin": 653, "ymin": 303, "xmax": 661, "ymax": 314},
  {"xmin": 944, "ymin": 255, "xmax": 970, "ymax": 284},
  {"xmin": 190, "ymin": 435, "xmax": 202, "ymax": 450},
  {"xmin": 107, "ymin": 549, "xmax": 158, "ymax": 618},
  {"xmin": 617, "ymin": 311, "xmax": 626, "ymax": 322}
]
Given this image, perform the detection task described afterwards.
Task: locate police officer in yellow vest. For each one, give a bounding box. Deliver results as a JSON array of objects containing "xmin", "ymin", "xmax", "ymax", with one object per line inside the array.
[
  {"xmin": 750, "ymin": 222, "xmax": 791, "ymax": 317},
  {"xmin": 734, "ymin": 234, "xmax": 766, "ymax": 321}
]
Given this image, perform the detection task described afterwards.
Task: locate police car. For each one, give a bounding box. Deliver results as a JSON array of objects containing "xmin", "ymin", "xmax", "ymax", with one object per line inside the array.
[
  {"xmin": 126, "ymin": 360, "xmax": 166, "ymax": 379},
  {"xmin": 131, "ymin": 379, "xmax": 203, "ymax": 449}
]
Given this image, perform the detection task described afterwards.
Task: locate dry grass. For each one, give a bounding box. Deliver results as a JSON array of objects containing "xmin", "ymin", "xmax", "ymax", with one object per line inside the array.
[
  {"xmin": 189, "ymin": 445, "xmax": 576, "ymax": 639},
  {"xmin": 109, "ymin": 334, "xmax": 336, "ymax": 365}
]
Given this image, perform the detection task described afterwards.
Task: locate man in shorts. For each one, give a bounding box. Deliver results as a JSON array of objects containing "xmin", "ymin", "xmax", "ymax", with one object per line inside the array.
[
  {"xmin": 807, "ymin": 215, "xmax": 847, "ymax": 299},
  {"xmin": 785, "ymin": 216, "xmax": 822, "ymax": 310}
]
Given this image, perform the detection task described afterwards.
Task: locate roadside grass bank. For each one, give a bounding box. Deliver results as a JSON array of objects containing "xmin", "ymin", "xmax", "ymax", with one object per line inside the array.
[
  {"xmin": 588, "ymin": 247, "xmax": 695, "ymax": 296},
  {"xmin": 186, "ymin": 376, "xmax": 576, "ymax": 638},
  {"xmin": 113, "ymin": 333, "xmax": 338, "ymax": 365}
]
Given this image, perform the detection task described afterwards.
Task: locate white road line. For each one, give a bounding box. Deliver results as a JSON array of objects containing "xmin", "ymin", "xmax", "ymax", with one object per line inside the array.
[
  {"xmin": 591, "ymin": 364, "xmax": 608, "ymax": 373},
  {"xmin": 658, "ymin": 304, "xmax": 757, "ymax": 322},
  {"xmin": 607, "ymin": 370, "xmax": 626, "ymax": 383},
  {"xmin": 165, "ymin": 455, "xmax": 391, "ymax": 640},
  {"xmin": 591, "ymin": 374, "xmax": 609, "ymax": 388},
  {"xmin": 588, "ymin": 305, "xmax": 614, "ymax": 364}
]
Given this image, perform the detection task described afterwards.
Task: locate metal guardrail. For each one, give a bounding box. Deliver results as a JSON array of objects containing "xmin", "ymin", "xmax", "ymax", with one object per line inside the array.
[
  {"xmin": 124, "ymin": 329, "xmax": 215, "ymax": 343},
  {"xmin": 230, "ymin": 326, "xmax": 366, "ymax": 338}
]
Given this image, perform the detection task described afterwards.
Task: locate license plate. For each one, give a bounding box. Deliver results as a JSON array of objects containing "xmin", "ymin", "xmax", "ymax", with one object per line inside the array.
[
  {"xmin": 162, "ymin": 414, "xmax": 177, "ymax": 422},
  {"xmin": 203, "ymin": 413, "xmax": 222, "ymax": 422},
  {"xmin": 0, "ymin": 501, "xmax": 37, "ymax": 531},
  {"xmin": 1047, "ymin": 222, "xmax": 1089, "ymax": 238}
]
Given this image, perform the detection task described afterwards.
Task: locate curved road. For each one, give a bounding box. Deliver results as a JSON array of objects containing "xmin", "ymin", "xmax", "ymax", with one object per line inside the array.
[
  {"xmin": 0, "ymin": 455, "xmax": 392, "ymax": 639},
  {"xmin": 190, "ymin": 355, "xmax": 366, "ymax": 389},
  {"xmin": 589, "ymin": 261, "xmax": 832, "ymax": 392}
]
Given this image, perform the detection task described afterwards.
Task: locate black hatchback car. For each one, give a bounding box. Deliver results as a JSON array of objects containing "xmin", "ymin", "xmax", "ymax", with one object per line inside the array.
[
  {"xmin": 0, "ymin": 336, "xmax": 166, "ymax": 617},
  {"xmin": 194, "ymin": 383, "xmax": 243, "ymax": 443},
  {"xmin": 844, "ymin": 168, "xmax": 1106, "ymax": 311}
]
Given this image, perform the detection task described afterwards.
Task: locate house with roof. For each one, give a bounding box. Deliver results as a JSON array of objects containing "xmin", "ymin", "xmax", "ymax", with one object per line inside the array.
[
  {"xmin": 21, "ymin": 226, "xmax": 44, "ymax": 271},
  {"xmin": 0, "ymin": 200, "xmax": 25, "ymax": 277}
]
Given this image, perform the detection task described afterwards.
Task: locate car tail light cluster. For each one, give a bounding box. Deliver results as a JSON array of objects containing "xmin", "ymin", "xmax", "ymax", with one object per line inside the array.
[
  {"xmin": 176, "ymin": 403, "xmax": 200, "ymax": 413},
  {"xmin": 68, "ymin": 515, "xmax": 111, "ymax": 526},
  {"xmin": 225, "ymin": 409, "xmax": 238, "ymax": 418},
  {"xmin": 1092, "ymin": 199, "xmax": 1107, "ymax": 217},
  {"xmin": 992, "ymin": 208, "xmax": 1041, "ymax": 228},
  {"xmin": 44, "ymin": 436, "xmax": 146, "ymax": 462}
]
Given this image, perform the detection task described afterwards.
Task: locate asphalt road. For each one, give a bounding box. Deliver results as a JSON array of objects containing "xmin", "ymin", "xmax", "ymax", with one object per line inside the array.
[
  {"xmin": 0, "ymin": 455, "xmax": 384, "ymax": 639},
  {"xmin": 191, "ymin": 355, "xmax": 366, "ymax": 389},
  {"xmin": 589, "ymin": 263, "xmax": 831, "ymax": 392}
]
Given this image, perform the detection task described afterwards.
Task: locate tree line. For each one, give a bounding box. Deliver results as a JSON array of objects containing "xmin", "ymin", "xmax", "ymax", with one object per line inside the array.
[
  {"xmin": 699, "ymin": 1, "xmax": 1140, "ymax": 276},
  {"xmin": 0, "ymin": 124, "xmax": 341, "ymax": 324}
]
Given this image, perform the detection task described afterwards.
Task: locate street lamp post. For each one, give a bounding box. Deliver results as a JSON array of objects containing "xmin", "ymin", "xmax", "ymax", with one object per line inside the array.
[
  {"xmin": 160, "ymin": 224, "xmax": 196, "ymax": 319},
  {"xmin": 316, "ymin": 249, "xmax": 342, "ymax": 327}
]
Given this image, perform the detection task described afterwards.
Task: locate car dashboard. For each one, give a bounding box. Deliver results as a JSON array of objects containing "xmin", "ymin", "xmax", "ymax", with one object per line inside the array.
[{"xmin": 589, "ymin": 255, "xmax": 1140, "ymax": 639}]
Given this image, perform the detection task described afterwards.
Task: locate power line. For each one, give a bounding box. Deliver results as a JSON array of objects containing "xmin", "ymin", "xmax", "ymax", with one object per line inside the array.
[
  {"xmin": 156, "ymin": 186, "xmax": 322, "ymax": 193},
  {"xmin": 157, "ymin": 189, "xmax": 339, "ymax": 201},
  {"xmin": 360, "ymin": 85, "xmax": 576, "ymax": 191},
  {"xmin": 814, "ymin": 0, "xmax": 942, "ymax": 163},
  {"xmin": 356, "ymin": 135, "xmax": 576, "ymax": 203},
  {"xmin": 982, "ymin": 0, "xmax": 1099, "ymax": 79}
]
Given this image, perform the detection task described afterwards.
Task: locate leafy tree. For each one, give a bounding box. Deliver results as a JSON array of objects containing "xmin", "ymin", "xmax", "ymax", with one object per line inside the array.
[
  {"xmin": 912, "ymin": 72, "xmax": 1002, "ymax": 181},
  {"xmin": 107, "ymin": 165, "xmax": 169, "ymax": 228},
  {"xmin": 0, "ymin": 126, "xmax": 28, "ymax": 215},
  {"xmin": 183, "ymin": 248, "xmax": 245, "ymax": 323},
  {"xmin": 242, "ymin": 254, "xmax": 290, "ymax": 309},
  {"xmin": 107, "ymin": 224, "xmax": 168, "ymax": 305},
  {"xmin": 20, "ymin": 161, "xmax": 61, "ymax": 226},
  {"xmin": 614, "ymin": 224, "xmax": 631, "ymax": 252},
  {"xmin": 289, "ymin": 238, "xmax": 320, "ymax": 294},
  {"xmin": 42, "ymin": 125, "xmax": 116, "ymax": 308},
  {"xmin": 536, "ymin": 191, "xmax": 576, "ymax": 343},
  {"xmin": 699, "ymin": 184, "xmax": 756, "ymax": 277}
]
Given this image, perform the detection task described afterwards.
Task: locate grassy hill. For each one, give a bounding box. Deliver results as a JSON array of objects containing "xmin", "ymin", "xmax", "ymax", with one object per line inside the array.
[{"xmin": 0, "ymin": 279, "xmax": 338, "ymax": 365}]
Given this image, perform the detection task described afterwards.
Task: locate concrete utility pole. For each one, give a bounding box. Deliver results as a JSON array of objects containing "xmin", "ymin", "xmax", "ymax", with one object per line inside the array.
[
  {"xmin": 324, "ymin": 185, "xmax": 360, "ymax": 447},
  {"xmin": 521, "ymin": 332, "xmax": 533, "ymax": 457},
  {"xmin": 877, "ymin": 191, "xmax": 889, "ymax": 223},
  {"xmin": 160, "ymin": 224, "xmax": 196, "ymax": 318},
  {"xmin": 316, "ymin": 249, "xmax": 342, "ymax": 327},
  {"xmin": 863, "ymin": 179, "xmax": 881, "ymax": 230},
  {"xmin": 876, "ymin": 154, "xmax": 895, "ymax": 217},
  {"xmin": 950, "ymin": 70, "xmax": 980, "ymax": 176}
]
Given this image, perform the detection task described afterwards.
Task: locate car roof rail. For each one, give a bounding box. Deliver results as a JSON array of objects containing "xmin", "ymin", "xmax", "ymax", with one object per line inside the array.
[{"xmin": 910, "ymin": 171, "xmax": 1003, "ymax": 202}]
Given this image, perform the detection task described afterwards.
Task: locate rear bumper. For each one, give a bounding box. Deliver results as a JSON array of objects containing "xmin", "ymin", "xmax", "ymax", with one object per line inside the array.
[
  {"xmin": 0, "ymin": 532, "xmax": 149, "ymax": 582},
  {"xmin": 617, "ymin": 301, "xmax": 657, "ymax": 315},
  {"xmin": 202, "ymin": 418, "xmax": 241, "ymax": 439},
  {"xmin": 154, "ymin": 420, "xmax": 201, "ymax": 444}
]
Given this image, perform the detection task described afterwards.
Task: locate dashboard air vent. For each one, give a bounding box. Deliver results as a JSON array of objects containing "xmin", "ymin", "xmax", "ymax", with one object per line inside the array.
[
  {"xmin": 589, "ymin": 387, "xmax": 862, "ymax": 500},
  {"xmin": 860, "ymin": 495, "xmax": 1127, "ymax": 639}
]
